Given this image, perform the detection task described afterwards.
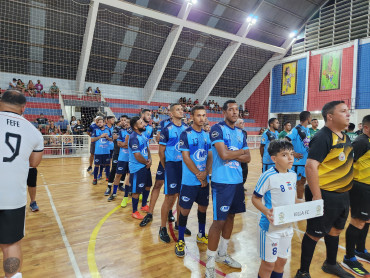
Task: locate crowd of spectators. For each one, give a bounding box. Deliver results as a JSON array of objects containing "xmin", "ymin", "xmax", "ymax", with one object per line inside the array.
[
  {"xmin": 32, "ymin": 114, "xmax": 86, "ymax": 136},
  {"xmin": 8, "ymin": 78, "xmax": 61, "ymax": 98}
]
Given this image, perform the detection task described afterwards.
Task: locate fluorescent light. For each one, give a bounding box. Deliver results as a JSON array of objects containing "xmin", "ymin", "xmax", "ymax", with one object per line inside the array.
[
  {"xmin": 247, "ymin": 14, "xmax": 257, "ymax": 25},
  {"xmin": 289, "ymin": 30, "xmax": 297, "ymax": 38}
]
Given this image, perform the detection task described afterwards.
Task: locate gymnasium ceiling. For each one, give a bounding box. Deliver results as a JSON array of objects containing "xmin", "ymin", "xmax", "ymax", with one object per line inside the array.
[{"xmin": 1, "ymin": 0, "xmax": 329, "ymax": 98}]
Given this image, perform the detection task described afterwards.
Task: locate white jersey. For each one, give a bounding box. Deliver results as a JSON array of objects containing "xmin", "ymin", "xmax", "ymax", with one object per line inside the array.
[
  {"xmin": 254, "ymin": 167, "xmax": 297, "ymax": 232},
  {"xmin": 0, "ymin": 111, "xmax": 44, "ymax": 209}
]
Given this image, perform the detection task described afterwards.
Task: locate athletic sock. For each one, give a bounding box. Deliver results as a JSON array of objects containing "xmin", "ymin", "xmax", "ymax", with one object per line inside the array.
[
  {"xmin": 206, "ymin": 249, "xmax": 217, "ymax": 268},
  {"xmin": 197, "ymin": 210, "xmax": 206, "ymax": 237},
  {"xmin": 124, "ymin": 185, "xmax": 130, "ymax": 197},
  {"xmin": 325, "ymin": 234, "xmax": 339, "ymax": 265},
  {"xmin": 300, "ymin": 233, "xmax": 318, "ymax": 272},
  {"xmin": 218, "ymin": 236, "xmax": 229, "ymax": 257},
  {"xmin": 270, "ymin": 271, "xmax": 283, "ymax": 278},
  {"xmin": 113, "ymin": 184, "xmax": 118, "ymax": 195},
  {"xmin": 93, "ymin": 166, "xmax": 99, "ymax": 179},
  {"xmin": 105, "ymin": 165, "xmax": 110, "ymax": 178},
  {"xmin": 142, "ymin": 188, "xmax": 150, "ymax": 207},
  {"xmin": 356, "ymin": 223, "xmax": 369, "ymax": 253},
  {"xmin": 107, "ymin": 183, "xmax": 113, "ymax": 188},
  {"xmin": 346, "ymin": 224, "xmax": 362, "ymax": 258},
  {"xmin": 178, "ymin": 212, "xmax": 188, "ymax": 242},
  {"xmin": 132, "ymin": 197, "xmax": 139, "ymax": 213}
]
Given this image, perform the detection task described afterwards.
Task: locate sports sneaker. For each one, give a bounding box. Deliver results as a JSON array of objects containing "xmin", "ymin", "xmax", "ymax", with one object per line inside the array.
[
  {"xmin": 342, "ymin": 256, "xmax": 370, "ymax": 277},
  {"xmin": 159, "ymin": 227, "xmax": 171, "ymax": 243},
  {"xmin": 356, "ymin": 250, "xmax": 370, "ymax": 264},
  {"xmin": 175, "ymin": 224, "xmax": 191, "ymax": 236},
  {"xmin": 118, "ymin": 185, "xmax": 125, "ymax": 192},
  {"xmin": 132, "ymin": 211, "xmax": 144, "ymax": 220},
  {"xmin": 168, "ymin": 210, "xmax": 175, "ymax": 222},
  {"xmin": 107, "ymin": 194, "xmax": 116, "ymax": 202},
  {"xmin": 104, "ymin": 187, "xmax": 111, "ymax": 196},
  {"xmin": 121, "ymin": 197, "xmax": 128, "ymax": 208},
  {"xmin": 30, "ymin": 201, "xmax": 39, "ymax": 212},
  {"xmin": 87, "ymin": 166, "xmax": 92, "ymax": 172},
  {"xmin": 196, "ymin": 234, "xmax": 208, "ymax": 245},
  {"xmin": 97, "ymin": 174, "xmax": 102, "ymax": 180},
  {"xmin": 215, "ymin": 253, "xmax": 242, "ymax": 269},
  {"xmin": 205, "ymin": 267, "xmax": 216, "ymax": 278},
  {"xmin": 141, "ymin": 205, "xmax": 149, "ymax": 213},
  {"xmin": 92, "ymin": 179, "xmax": 97, "ymax": 185},
  {"xmin": 175, "ymin": 240, "xmax": 186, "ymax": 258},
  {"xmin": 322, "ymin": 261, "xmax": 355, "ymax": 278},
  {"xmin": 139, "ymin": 213, "xmax": 153, "ymax": 227},
  {"xmin": 294, "ymin": 270, "xmax": 311, "ymax": 278},
  {"xmin": 105, "ymin": 177, "xmax": 109, "ymax": 181}
]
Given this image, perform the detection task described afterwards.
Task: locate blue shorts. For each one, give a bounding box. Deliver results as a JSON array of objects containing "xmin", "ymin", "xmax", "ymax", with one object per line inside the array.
[
  {"xmin": 156, "ymin": 162, "xmax": 165, "ymax": 181},
  {"xmin": 130, "ymin": 167, "xmax": 151, "ymax": 194},
  {"xmin": 211, "ymin": 182, "xmax": 246, "ymax": 221},
  {"xmin": 116, "ymin": 161, "xmax": 129, "ymax": 175},
  {"xmin": 179, "ymin": 184, "xmax": 210, "ymax": 209},
  {"xmin": 94, "ymin": 154, "xmax": 110, "ymax": 165},
  {"xmin": 164, "ymin": 161, "xmax": 182, "ymax": 195},
  {"xmin": 262, "ymin": 164, "xmax": 275, "ymax": 173},
  {"xmin": 293, "ymin": 165, "xmax": 305, "ymax": 181}
]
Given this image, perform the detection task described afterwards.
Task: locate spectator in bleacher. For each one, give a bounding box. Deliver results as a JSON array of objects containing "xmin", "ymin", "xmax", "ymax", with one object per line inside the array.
[
  {"xmin": 194, "ymin": 99, "xmax": 199, "ymax": 105},
  {"xmin": 26, "ymin": 80, "xmax": 36, "ymax": 97},
  {"xmin": 9, "ymin": 78, "xmax": 17, "ymax": 89},
  {"xmin": 86, "ymin": 86, "xmax": 93, "ymax": 97},
  {"xmin": 163, "ymin": 106, "xmax": 168, "ymax": 115},
  {"xmin": 239, "ymin": 104, "xmax": 244, "ymax": 115},
  {"xmin": 204, "ymin": 123, "xmax": 211, "ymax": 133},
  {"xmin": 356, "ymin": 122, "xmax": 363, "ymax": 135},
  {"xmin": 95, "ymin": 87, "xmax": 101, "ymax": 95},
  {"xmin": 32, "ymin": 119, "xmax": 39, "ymax": 129},
  {"xmin": 153, "ymin": 114, "xmax": 160, "ymax": 125},
  {"xmin": 259, "ymin": 127, "xmax": 266, "ymax": 135},
  {"xmin": 36, "ymin": 113, "xmax": 49, "ymax": 133},
  {"xmin": 179, "ymin": 97, "xmax": 183, "ymax": 104},
  {"xmin": 48, "ymin": 121, "xmax": 58, "ymax": 135},
  {"xmin": 49, "ymin": 82, "xmax": 60, "ymax": 98},
  {"xmin": 243, "ymin": 109, "xmax": 249, "ymax": 117},
  {"xmin": 158, "ymin": 106, "xmax": 163, "ymax": 114},
  {"xmin": 73, "ymin": 119, "xmax": 85, "ymax": 134},
  {"xmin": 56, "ymin": 115, "xmax": 70, "ymax": 134},
  {"xmin": 35, "ymin": 80, "xmax": 45, "ymax": 97},
  {"xmin": 70, "ymin": 116, "xmax": 77, "ymax": 131},
  {"xmin": 209, "ymin": 101, "xmax": 215, "ymax": 111},
  {"xmin": 17, "ymin": 79, "xmax": 26, "ymax": 94}
]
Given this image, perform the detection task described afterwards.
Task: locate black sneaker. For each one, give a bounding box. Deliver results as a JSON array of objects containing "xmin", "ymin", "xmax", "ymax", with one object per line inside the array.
[
  {"xmin": 139, "ymin": 213, "xmax": 153, "ymax": 227},
  {"xmin": 118, "ymin": 185, "xmax": 125, "ymax": 192},
  {"xmin": 87, "ymin": 166, "xmax": 92, "ymax": 172},
  {"xmin": 104, "ymin": 187, "xmax": 111, "ymax": 196},
  {"xmin": 175, "ymin": 240, "xmax": 185, "ymax": 258},
  {"xmin": 107, "ymin": 194, "xmax": 116, "ymax": 202},
  {"xmin": 342, "ymin": 256, "xmax": 370, "ymax": 277},
  {"xmin": 92, "ymin": 179, "xmax": 97, "ymax": 185},
  {"xmin": 174, "ymin": 224, "xmax": 191, "ymax": 236},
  {"xmin": 322, "ymin": 261, "xmax": 355, "ymax": 278},
  {"xmin": 159, "ymin": 227, "xmax": 171, "ymax": 243},
  {"xmin": 294, "ymin": 270, "xmax": 311, "ymax": 278},
  {"xmin": 356, "ymin": 250, "xmax": 370, "ymax": 264},
  {"xmin": 168, "ymin": 210, "xmax": 175, "ymax": 222}
]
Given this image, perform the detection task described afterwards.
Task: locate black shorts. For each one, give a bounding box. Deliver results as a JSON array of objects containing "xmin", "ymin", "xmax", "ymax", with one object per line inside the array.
[
  {"xmin": 0, "ymin": 206, "xmax": 26, "ymax": 244},
  {"xmin": 27, "ymin": 168, "xmax": 37, "ymax": 187},
  {"xmin": 90, "ymin": 142, "xmax": 95, "ymax": 155},
  {"xmin": 350, "ymin": 181, "xmax": 370, "ymax": 221},
  {"xmin": 305, "ymin": 185, "xmax": 350, "ymax": 238}
]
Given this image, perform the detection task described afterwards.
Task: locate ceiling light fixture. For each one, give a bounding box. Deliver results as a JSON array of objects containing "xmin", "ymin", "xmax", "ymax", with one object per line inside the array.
[
  {"xmin": 246, "ymin": 14, "xmax": 258, "ymax": 25},
  {"xmin": 289, "ymin": 30, "xmax": 298, "ymax": 38}
]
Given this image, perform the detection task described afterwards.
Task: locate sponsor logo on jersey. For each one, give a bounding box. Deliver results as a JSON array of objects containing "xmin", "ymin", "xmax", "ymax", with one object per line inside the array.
[
  {"xmin": 338, "ymin": 151, "xmax": 346, "ymax": 161},
  {"xmin": 141, "ymin": 147, "xmax": 148, "ymax": 156},
  {"xmin": 113, "ymin": 160, "xmax": 118, "ymax": 163},
  {"xmin": 211, "ymin": 131, "xmax": 219, "ymax": 138},
  {"xmin": 286, "ymin": 182, "xmax": 293, "ymax": 190},
  {"xmin": 182, "ymin": 196, "xmax": 190, "ymax": 202},
  {"xmin": 272, "ymin": 243, "xmax": 278, "ymax": 247},
  {"xmin": 194, "ymin": 149, "xmax": 207, "ymax": 162},
  {"xmin": 138, "ymin": 183, "xmax": 145, "ymax": 188},
  {"xmin": 132, "ymin": 144, "xmax": 138, "ymax": 149},
  {"xmin": 175, "ymin": 142, "xmax": 180, "ymax": 152},
  {"xmin": 228, "ymin": 146, "xmax": 239, "ymax": 151},
  {"xmin": 157, "ymin": 171, "xmax": 162, "ymax": 175},
  {"xmin": 118, "ymin": 167, "xmax": 123, "ymax": 171},
  {"xmin": 95, "ymin": 159, "xmax": 99, "ymax": 162},
  {"xmin": 179, "ymin": 140, "xmax": 184, "ymax": 147},
  {"xmin": 170, "ymin": 183, "xmax": 177, "ymax": 189},
  {"xmin": 101, "ymin": 138, "xmax": 108, "ymax": 143},
  {"xmin": 220, "ymin": 206, "xmax": 230, "ymax": 212},
  {"xmin": 160, "ymin": 134, "xmax": 165, "ymax": 140}
]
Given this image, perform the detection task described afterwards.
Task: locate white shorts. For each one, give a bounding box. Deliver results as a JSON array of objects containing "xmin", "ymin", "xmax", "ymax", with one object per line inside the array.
[{"xmin": 258, "ymin": 226, "xmax": 293, "ymax": 262}]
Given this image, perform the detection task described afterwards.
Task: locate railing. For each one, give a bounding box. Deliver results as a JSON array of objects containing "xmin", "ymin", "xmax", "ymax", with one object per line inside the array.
[{"xmin": 247, "ymin": 135, "xmax": 262, "ymax": 149}]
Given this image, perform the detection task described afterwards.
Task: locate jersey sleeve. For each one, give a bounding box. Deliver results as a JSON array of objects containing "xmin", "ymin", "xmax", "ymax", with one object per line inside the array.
[
  {"xmin": 179, "ymin": 131, "xmax": 189, "ymax": 152},
  {"xmin": 260, "ymin": 132, "xmax": 268, "ymax": 146},
  {"xmin": 148, "ymin": 127, "xmax": 154, "ymax": 140},
  {"xmin": 33, "ymin": 130, "xmax": 44, "ymax": 152},
  {"xmin": 352, "ymin": 136, "xmax": 368, "ymax": 162},
  {"xmin": 207, "ymin": 133, "xmax": 212, "ymax": 153},
  {"xmin": 242, "ymin": 131, "xmax": 248, "ymax": 150},
  {"xmin": 307, "ymin": 131, "xmax": 331, "ymax": 163},
  {"xmin": 253, "ymin": 174, "xmax": 271, "ymax": 198},
  {"xmin": 117, "ymin": 130, "xmax": 124, "ymax": 142},
  {"xmin": 286, "ymin": 128, "xmax": 297, "ymax": 142},
  {"xmin": 129, "ymin": 136, "xmax": 140, "ymax": 153},
  {"xmin": 210, "ymin": 125, "xmax": 223, "ymax": 144},
  {"xmin": 159, "ymin": 127, "xmax": 169, "ymax": 145},
  {"xmin": 91, "ymin": 129, "xmax": 97, "ymax": 138},
  {"xmin": 88, "ymin": 125, "xmax": 93, "ymax": 133}
]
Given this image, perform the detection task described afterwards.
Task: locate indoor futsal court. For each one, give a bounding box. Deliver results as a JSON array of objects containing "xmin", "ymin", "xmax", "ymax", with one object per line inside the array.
[{"xmin": 1, "ymin": 0, "xmax": 370, "ymax": 277}]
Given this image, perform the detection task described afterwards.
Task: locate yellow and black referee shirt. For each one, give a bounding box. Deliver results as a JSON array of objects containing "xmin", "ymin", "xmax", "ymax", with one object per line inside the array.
[
  {"xmin": 353, "ymin": 134, "xmax": 370, "ymax": 185},
  {"xmin": 308, "ymin": 126, "xmax": 353, "ymax": 192}
]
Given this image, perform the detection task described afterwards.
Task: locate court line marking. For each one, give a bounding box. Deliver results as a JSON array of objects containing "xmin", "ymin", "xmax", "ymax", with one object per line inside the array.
[{"xmin": 39, "ymin": 172, "xmax": 83, "ymax": 278}]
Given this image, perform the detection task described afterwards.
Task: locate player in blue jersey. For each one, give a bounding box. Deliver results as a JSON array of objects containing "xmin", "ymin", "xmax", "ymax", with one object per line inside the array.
[
  {"xmin": 252, "ymin": 140, "xmax": 297, "ymax": 278},
  {"xmin": 87, "ymin": 116, "xmax": 100, "ymax": 172},
  {"xmin": 103, "ymin": 116, "xmax": 115, "ymax": 180},
  {"xmin": 140, "ymin": 117, "xmax": 174, "ymax": 227},
  {"xmin": 174, "ymin": 105, "xmax": 212, "ymax": 257},
  {"xmin": 91, "ymin": 118, "xmax": 113, "ymax": 185},
  {"xmin": 260, "ymin": 118, "xmax": 279, "ymax": 172},
  {"xmin": 158, "ymin": 104, "xmax": 188, "ymax": 243},
  {"xmin": 128, "ymin": 116, "xmax": 152, "ymax": 220},
  {"xmin": 286, "ymin": 111, "xmax": 311, "ymax": 200},
  {"xmin": 205, "ymin": 100, "xmax": 251, "ymax": 278}
]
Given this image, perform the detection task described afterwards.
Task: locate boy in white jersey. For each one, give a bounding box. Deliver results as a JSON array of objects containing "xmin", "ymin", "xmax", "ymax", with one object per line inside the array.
[{"xmin": 252, "ymin": 140, "xmax": 297, "ymax": 278}]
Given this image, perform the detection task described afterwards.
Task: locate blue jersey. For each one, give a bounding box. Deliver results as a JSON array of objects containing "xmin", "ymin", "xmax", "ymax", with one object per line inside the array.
[
  {"xmin": 117, "ymin": 127, "xmax": 132, "ymax": 162},
  {"xmin": 210, "ymin": 121, "xmax": 248, "ymax": 184},
  {"xmin": 128, "ymin": 131, "xmax": 149, "ymax": 173},
  {"xmin": 88, "ymin": 123, "xmax": 98, "ymax": 135},
  {"xmin": 261, "ymin": 129, "xmax": 279, "ymax": 164},
  {"xmin": 179, "ymin": 127, "xmax": 212, "ymax": 186},
  {"xmin": 92, "ymin": 127, "xmax": 112, "ymax": 155},
  {"xmin": 143, "ymin": 124, "xmax": 153, "ymax": 140},
  {"xmin": 159, "ymin": 122, "xmax": 187, "ymax": 162},
  {"xmin": 106, "ymin": 124, "xmax": 115, "ymax": 150},
  {"xmin": 158, "ymin": 118, "xmax": 172, "ymax": 133},
  {"xmin": 287, "ymin": 124, "xmax": 310, "ymax": 166}
]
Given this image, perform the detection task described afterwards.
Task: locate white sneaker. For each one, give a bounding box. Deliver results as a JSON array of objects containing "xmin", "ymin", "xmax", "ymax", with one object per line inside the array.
[
  {"xmin": 215, "ymin": 253, "xmax": 242, "ymax": 268},
  {"xmin": 205, "ymin": 267, "xmax": 216, "ymax": 278}
]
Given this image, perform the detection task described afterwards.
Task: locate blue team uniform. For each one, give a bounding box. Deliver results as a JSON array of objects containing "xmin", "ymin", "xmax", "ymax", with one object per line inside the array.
[
  {"xmin": 159, "ymin": 122, "xmax": 187, "ymax": 194},
  {"xmin": 106, "ymin": 124, "xmax": 115, "ymax": 156},
  {"xmin": 179, "ymin": 127, "xmax": 211, "ymax": 209},
  {"xmin": 116, "ymin": 127, "xmax": 132, "ymax": 175},
  {"xmin": 143, "ymin": 124, "xmax": 154, "ymax": 140},
  {"xmin": 89, "ymin": 123, "xmax": 99, "ymax": 154},
  {"xmin": 261, "ymin": 129, "xmax": 279, "ymax": 172},
  {"xmin": 210, "ymin": 121, "xmax": 248, "ymax": 220},
  {"xmin": 128, "ymin": 131, "xmax": 151, "ymax": 193},
  {"xmin": 92, "ymin": 127, "xmax": 112, "ymax": 165},
  {"xmin": 156, "ymin": 119, "xmax": 172, "ymax": 181},
  {"xmin": 286, "ymin": 124, "xmax": 310, "ymax": 180}
]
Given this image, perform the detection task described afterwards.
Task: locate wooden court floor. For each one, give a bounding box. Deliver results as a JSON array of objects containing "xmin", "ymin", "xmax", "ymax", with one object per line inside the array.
[{"xmin": 1, "ymin": 149, "xmax": 369, "ymax": 277}]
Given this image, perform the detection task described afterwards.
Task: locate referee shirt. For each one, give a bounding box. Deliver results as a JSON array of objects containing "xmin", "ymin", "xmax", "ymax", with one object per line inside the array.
[{"xmin": 0, "ymin": 111, "xmax": 44, "ymax": 209}]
